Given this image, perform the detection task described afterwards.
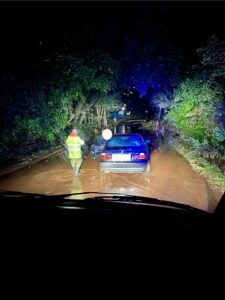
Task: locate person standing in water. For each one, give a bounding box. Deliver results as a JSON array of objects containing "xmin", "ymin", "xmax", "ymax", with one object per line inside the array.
[{"xmin": 65, "ymin": 129, "xmax": 85, "ymax": 175}]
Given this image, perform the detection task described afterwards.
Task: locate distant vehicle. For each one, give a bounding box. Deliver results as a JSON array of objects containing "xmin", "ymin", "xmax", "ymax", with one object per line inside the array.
[
  {"xmin": 90, "ymin": 135, "xmax": 106, "ymax": 159},
  {"xmin": 115, "ymin": 119, "xmax": 152, "ymax": 149},
  {"xmin": 99, "ymin": 133, "xmax": 150, "ymax": 173}
]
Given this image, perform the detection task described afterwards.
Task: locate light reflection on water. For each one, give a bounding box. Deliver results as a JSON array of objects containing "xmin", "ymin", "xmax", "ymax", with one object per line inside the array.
[{"xmin": 0, "ymin": 152, "xmax": 221, "ymax": 212}]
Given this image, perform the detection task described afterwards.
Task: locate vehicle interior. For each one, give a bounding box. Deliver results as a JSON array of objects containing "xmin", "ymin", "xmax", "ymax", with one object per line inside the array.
[{"xmin": 1, "ymin": 191, "xmax": 225, "ymax": 255}]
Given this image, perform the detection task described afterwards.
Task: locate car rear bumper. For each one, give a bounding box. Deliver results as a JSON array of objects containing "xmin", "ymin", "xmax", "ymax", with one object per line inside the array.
[{"xmin": 99, "ymin": 161, "xmax": 148, "ymax": 173}]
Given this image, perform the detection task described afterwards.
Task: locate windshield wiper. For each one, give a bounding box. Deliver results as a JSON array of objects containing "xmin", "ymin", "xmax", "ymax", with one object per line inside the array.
[
  {"xmin": 0, "ymin": 190, "xmax": 203, "ymax": 212},
  {"xmin": 78, "ymin": 194, "xmax": 202, "ymax": 212}
]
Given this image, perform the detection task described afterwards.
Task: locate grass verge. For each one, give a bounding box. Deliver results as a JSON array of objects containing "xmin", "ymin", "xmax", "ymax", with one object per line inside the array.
[{"xmin": 173, "ymin": 141, "xmax": 225, "ymax": 194}]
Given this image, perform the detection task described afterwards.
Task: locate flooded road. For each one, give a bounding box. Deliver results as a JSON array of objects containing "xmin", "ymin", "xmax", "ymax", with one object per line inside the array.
[{"xmin": 0, "ymin": 150, "xmax": 222, "ymax": 212}]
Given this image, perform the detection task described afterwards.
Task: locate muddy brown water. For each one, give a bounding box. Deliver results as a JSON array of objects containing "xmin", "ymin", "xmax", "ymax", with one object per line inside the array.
[{"xmin": 0, "ymin": 150, "xmax": 222, "ymax": 212}]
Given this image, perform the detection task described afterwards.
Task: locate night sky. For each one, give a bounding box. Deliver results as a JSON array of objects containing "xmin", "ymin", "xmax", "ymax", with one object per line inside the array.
[{"xmin": 0, "ymin": 1, "xmax": 225, "ymax": 77}]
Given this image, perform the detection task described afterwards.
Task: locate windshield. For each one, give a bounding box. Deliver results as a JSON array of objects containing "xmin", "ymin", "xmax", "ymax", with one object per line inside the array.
[{"xmin": 0, "ymin": 2, "xmax": 224, "ymax": 213}]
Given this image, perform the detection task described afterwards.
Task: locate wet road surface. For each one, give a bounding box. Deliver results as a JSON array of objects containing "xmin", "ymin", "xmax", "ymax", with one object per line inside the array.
[{"xmin": 0, "ymin": 149, "xmax": 222, "ymax": 212}]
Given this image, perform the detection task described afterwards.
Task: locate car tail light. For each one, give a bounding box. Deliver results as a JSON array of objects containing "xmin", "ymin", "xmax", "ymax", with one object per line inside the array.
[
  {"xmin": 133, "ymin": 153, "xmax": 147, "ymax": 160},
  {"xmin": 139, "ymin": 153, "xmax": 146, "ymax": 159},
  {"xmin": 100, "ymin": 153, "xmax": 111, "ymax": 160}
]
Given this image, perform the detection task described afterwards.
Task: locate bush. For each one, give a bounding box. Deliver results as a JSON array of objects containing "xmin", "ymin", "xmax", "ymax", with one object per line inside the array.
[{"xmin": 166, "ymin": 79, "xmax": 224, "ymax": 144}]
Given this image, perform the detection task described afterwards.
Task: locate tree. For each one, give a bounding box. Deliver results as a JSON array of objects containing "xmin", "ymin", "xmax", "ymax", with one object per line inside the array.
[
  {"xmin": 166, "ymin": 78, "xmax": 224, "ymax": 146},
  {"xmin": 152, "ymin": 92, "xmax": 172, "ymax": 120},
  {"xmin": 197, "ymin": 35, "xmax": 225, "ymax": 82},
  {"xmin": 0, "ymin": 50, "xmax": 122, "ymax": 160},
  {"xmin": 49, "ymin": 51, "xmax": 121, "ymax": 133}
]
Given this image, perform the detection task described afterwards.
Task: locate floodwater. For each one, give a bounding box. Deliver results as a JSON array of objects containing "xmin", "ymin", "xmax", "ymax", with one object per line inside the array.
[{"xmin": 0, "ymin": 149, "xmax": 222, "ymax": 212}]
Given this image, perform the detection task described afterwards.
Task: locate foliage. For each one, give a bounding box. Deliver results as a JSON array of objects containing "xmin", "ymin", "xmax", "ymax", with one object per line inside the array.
[
  {"xmin": 0, "ymin": 51, "xmax": 122, "ymax": 161},
  {"xmin": 48, "ymin": 51, "xmax": 121, "ymax": 133},
  {"xmin": 197, "ymin": 35, "xmax": 225, "ymax": 82},
  {"xmin": 166, "ymin": 78, "xmax": 224, "ymax": 144},
  {"xmin": 214, "ymin": 126, "xmax": 225, "ymax": 142},
  {"xmin": 140, "ymin": 120, "xmax": 157, "ymax": 131},
  {"xmin": 165, "ymin": 76, "xmax": 225, "ymax": 188},
  {"xmin": 152, "ymin": 92, "xmax": 172, "ymax": 119}
]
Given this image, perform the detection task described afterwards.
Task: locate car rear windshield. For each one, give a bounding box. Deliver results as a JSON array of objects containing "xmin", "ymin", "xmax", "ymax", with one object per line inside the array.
[{"xmin": 106, "ymin": 135, "xmax": 143, "ymax": 149}]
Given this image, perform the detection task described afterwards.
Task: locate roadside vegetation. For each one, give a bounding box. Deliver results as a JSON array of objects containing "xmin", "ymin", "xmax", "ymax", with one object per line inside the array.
[
  {"xmin": 0, "ymin": 51, "xmax": 122, "ymax": 161},
  {"xmin": 163, "ymin": 36, "xmax": 225, "ymax": 193}
]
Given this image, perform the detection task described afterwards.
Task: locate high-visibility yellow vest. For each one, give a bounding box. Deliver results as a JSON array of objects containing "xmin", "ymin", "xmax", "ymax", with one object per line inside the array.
[{"xmin": 65, "ymin": 136, "xmax": 85, "ymax": 159}]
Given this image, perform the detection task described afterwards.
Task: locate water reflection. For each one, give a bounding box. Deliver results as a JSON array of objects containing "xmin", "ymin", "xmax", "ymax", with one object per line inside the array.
[
  {"xmin": 70, "ymin": 176, "xmax": 84, "ymax": 195},
  {"xmin": 0, "ymin": 153, "xmax": 221, "ymax": 212}
]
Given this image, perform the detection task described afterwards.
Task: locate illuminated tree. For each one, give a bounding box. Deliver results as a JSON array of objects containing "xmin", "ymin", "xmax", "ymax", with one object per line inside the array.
[{"xmin": 166, "ymin": 78, "xmax": 224, "ymax": 146}]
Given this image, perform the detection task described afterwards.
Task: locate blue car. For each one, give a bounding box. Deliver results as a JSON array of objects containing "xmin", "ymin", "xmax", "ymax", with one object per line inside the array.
[{"xmin": 99, "ymin": 134, "xmax": 150, "ymax": 173}]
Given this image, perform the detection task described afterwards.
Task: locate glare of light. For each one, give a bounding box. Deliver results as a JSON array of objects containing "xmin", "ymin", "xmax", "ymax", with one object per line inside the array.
[
  {"xmin": 121, "ymin": 104, "xmax": 126, "ymax": 112},
  {"xmin": 102, "ymin": 129, "xmax": 113, "ymax": 140}
]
